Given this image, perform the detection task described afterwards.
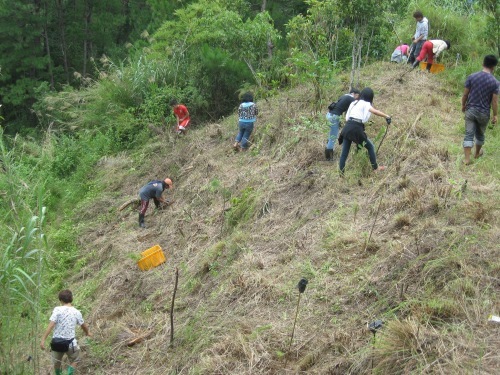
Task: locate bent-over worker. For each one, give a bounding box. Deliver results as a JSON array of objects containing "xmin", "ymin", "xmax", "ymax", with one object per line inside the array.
[{"xmin": 138, "ymin": 178, "xmax": 173, "ymax": 228}]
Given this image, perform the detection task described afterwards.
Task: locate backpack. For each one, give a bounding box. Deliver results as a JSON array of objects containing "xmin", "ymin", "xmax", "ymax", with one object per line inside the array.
[{"xmin": 327, "ymin": 101, "xmax": 337, "ymax": 112}]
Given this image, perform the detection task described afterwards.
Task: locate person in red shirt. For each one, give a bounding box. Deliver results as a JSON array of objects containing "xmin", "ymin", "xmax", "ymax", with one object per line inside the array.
[{"xmin": 170, "ymin": 99, "xmax": 190, "ymax": 134}]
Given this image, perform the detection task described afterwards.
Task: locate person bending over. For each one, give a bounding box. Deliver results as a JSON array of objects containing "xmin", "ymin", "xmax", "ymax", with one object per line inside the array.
[
  {"xmin": 325, "ymin": 88, "xmax": 360, "ymax": 161},
  {"xmin": 338, "ymin": 87, "xmax": 391, "ymax": 175},
  {"xmin": 412, "ymin": 40, "xmax": 450, "ymax": 72},
  {"xmin": 138, "ymin": 178, "xmax": 173, "ymax": 228}
]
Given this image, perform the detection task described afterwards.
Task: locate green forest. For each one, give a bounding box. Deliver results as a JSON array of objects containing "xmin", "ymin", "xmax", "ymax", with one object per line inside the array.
[{"xmin": 1, "ymin": 0, "xmax": 499, "ymax": 374}]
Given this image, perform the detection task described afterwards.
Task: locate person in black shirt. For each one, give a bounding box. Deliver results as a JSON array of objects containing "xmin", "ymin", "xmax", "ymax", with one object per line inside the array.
[{"xmin": 325, "ymin": 89, "xmax": 360, "ymax": 161}]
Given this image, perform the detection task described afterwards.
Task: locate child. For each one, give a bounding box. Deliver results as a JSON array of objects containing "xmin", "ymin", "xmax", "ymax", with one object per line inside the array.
[{"xmin": 233, "ymin": 92, "xmax": 258, "ymax": 151}]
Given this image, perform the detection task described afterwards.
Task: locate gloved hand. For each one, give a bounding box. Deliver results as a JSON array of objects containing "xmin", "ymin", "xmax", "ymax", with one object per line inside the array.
[{"xmin": 386, "ymin": 117, "xmax": 392, "ymax": 125}]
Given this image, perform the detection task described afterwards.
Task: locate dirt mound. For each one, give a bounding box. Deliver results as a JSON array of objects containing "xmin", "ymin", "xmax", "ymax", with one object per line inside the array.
[{"xmin": 44, "ymin": 62, "xmax": 499, "ymax": 374}]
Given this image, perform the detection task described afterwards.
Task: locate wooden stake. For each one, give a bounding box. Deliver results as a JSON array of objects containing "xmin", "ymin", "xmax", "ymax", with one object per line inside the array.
[
  {"xmin": 170, "ymin": 267, "xmax": 179, "ymax": 347},
  {"xmin": 364, "ymin": 196, "xmax": 383, "ymax": 252},
  {"xmin": 284, "ymin": 292, "xmax": 302, "ymax": 368}
]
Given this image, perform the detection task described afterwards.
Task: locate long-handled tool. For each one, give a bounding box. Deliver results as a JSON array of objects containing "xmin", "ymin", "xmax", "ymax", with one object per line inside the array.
[
  {"xmin": 376, "ymin": 117, "xmax": 391, "ymax": 156},
  {"xmin": 284, "ymin": 278, "xmax": 308, "ymax": 368}
]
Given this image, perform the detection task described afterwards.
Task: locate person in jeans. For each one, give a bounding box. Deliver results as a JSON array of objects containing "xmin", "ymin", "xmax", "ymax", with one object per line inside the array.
[
  {"xmin": 138, "ymin": 178, "xmax": 173, "ymax": 228},
  {"xmin": 325, "ymin": 89, "xmax": 360, "ymax": 161},
  {"xmin": 391, "ymin": 44, "xmax": 409, "ymax": 63},
  {"xmin": 338, "ymin": 87, "xmax": 391, "ymax": 175},
  {"xmin": 408, "ymin": 10, "xmax": 429, "ymax": 64},
  {"xmin": 461, "ymin": 54, "xmax": 499, "ymax": 165},
  {"xmin": 40, "ymin": 290, "xmax": 91, "ymax": 375},
  {"xmin": 233, "ymin": 92, "xmax": 258, "ymax": 151}
]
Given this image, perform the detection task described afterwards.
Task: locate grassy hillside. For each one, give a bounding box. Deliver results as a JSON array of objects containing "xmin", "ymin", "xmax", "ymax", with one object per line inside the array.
[{"xmin": 40, "ymin": 62, "xmax": 499, "ymax": 374}]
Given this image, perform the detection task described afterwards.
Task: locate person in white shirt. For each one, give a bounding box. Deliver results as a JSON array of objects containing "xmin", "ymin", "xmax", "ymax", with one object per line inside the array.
[
  {"xmin": 338, "ymin": 88, "xmax": 391, "ymax": 175},
  {"xmin": 408, "ymin": 10, "xmax": 429, "ymax": 64},
  {"xmin": 412, "ymin": 40, "xmax": 451, "ymax": 71},
  {"xmin": 40, "ymin": 290, "xmax": 91, "ymax": 375}
]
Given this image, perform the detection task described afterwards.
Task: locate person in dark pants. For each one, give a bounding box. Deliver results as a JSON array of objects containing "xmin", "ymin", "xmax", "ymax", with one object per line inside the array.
[
  {"xmin": 325, "ymin": 89, "xmax": 360, "ymax": 161},
  {"xmin": 461, "ymin": 55, "xmax": 499, "ymax": 165},
  {"xmin": 40, "ymin": 290, "xmax": 91, "ymax": 375},
  {"xmin": 408, "ymin": 10, "xmax": 429, "ymax": 65},
  {"xmin": 338, "ymin": 88, "xmax": 391, "ymax": 175},
  {"xmin": 138, "ymin": 178, "xmax": 173, "ymax": 228}
]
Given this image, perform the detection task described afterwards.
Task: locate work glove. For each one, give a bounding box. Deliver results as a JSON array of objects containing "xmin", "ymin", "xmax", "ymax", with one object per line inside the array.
[{"xmin": 386, "ymin": 117, "xmax": 392, "ymax": 125}]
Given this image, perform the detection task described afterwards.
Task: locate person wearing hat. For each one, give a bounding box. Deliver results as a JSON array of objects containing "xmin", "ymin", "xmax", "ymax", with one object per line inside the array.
[{"xmin": 138, "ymin": 178, "xmax": 173, "ymax": 228}]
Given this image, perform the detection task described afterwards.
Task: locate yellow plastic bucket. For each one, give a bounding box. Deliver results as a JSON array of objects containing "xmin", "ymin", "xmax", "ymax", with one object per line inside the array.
[
  {"xmin": 137, "ymin": 244, "xmax": 167, "ymax": 271},
  {"xmin": 419, "ymin": 61, "xmax": 445, "ymax": 73}
]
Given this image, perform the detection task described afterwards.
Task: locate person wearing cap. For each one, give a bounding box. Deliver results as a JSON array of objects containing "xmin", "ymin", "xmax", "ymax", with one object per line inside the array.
[
  {"xmin": 138, "ymin": 178, "xmax": 173, "ymax": 228},
  {"xmin": 325, "ymin": 88, "xmax": 360, "ymax": 161},
  {"xmin": 412, "ymin": 39, "xmax": 451, "ymax": 72},
  {"xmin": 338, "ymin": 87, "xmax": 391, "ymax": 175},
  {"xmin": 170, "ymin": 99, "xmax": 190, "ymax": 134}
]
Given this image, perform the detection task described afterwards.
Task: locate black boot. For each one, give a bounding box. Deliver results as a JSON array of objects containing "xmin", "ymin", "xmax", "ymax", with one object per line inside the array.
[
  {"xmin": 412, "ymin": 60, "xmax": 420, "ymax": 69},
  {"xmin": 325, "ymin": 148, "xmax": 333, "ymax": 161},
  {"xmin": 426, "ymin": 63, "xmax": 432, "ymax": 72},
  {"xmin": 139, "ymin": 213, "xmax": 145, "ymax": 228}
]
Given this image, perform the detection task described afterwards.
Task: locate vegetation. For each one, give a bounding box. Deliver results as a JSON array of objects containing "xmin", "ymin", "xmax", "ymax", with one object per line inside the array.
[{"xmin": 0, "ymin": 0, "xmax": 499, "ymax": 373}]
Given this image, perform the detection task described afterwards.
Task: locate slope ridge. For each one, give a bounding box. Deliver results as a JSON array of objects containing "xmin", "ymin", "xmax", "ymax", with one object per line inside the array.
[{"xmin": 46, "ymin": 62, "xmax": 499, "ymax": 374}]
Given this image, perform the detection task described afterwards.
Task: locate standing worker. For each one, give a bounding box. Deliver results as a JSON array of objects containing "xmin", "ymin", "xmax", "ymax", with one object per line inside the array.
[
  {"xmin": 324, "ymin": 89, "xmax": 360, "ymax": 161},
  {"xmin": 461, "ymin": 55, "xmax": 499, "ymax": 165},
  {"xmin": 40, "ymin": 290, "xmax": 91, "ymax": 375},
  {"xmin": 138, "ymin": 178, "xmax": 173, "ymax": 228},
  {"xmin": 338, "ymin": 87, "xmax": 392, "ymax": 175},
  {"xmin": 233, "ymin": 92, "xmax": 258, "ymax": 152},
  {"xmin": 412, "ymin": 39, "xmax": 450, "ymax": 71},
  {"xmin": 408, "ymin": 11, "xmax": 429, "ymax": 65},
  {"xmin": 170, "ymin": 99, "xmax": 190, "ymax": 134}
]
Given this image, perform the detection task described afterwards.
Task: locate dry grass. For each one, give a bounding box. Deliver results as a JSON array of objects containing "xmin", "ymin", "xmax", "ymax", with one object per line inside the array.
[{"xmin": 42, "ymin": 62, "xmax": 500, "ymax": 374}]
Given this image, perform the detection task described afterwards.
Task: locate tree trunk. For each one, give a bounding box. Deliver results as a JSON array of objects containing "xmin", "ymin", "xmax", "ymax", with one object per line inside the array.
[
  {"xmin": 56, "ymin": 0, "xmax": 70, "ymax": 84},
  {"xmin": 83, "ymin": 0, "xmax": 93, "ymax": 78},
  {"xmin": 43, "ymin": 27, "xmax": 54, "ymax": 90},
  {"xmin": 261, "ymin": 0, "xmax": 267, "ymax": 12},
  {"xmin": 364, "ymin": 27, "xmax": 374, "ymax": 67},
  {"xmin": 349, "ymin": 25, "xmax": 358, "ymax": 91}
]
